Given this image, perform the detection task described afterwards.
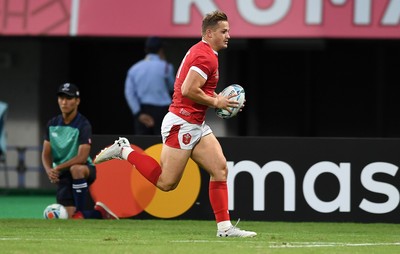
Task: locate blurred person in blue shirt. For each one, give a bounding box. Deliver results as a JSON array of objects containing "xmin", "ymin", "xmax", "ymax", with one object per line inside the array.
[{"xmin": 125, "ymin": 37, "xmax": 175, "ymax": 135}]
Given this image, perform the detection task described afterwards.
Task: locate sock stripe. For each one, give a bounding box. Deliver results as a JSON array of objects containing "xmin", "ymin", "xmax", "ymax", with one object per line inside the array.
[{"xmin": 73, "ymin": 182, "xmax": 88, "ymax": 189}]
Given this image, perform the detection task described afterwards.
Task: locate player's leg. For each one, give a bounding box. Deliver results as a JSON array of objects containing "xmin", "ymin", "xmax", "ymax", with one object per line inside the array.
[
  {"xmin": 191, "ymin": 133, "xmax": 227, "ymax": 181},
  {"xmin": 95, "ymin": 138, "xmax": 188, "ymax": 191},
  {"xmin": 70, "ymin": 164, "xmax": 118, "ymax": 219},
  {"xmin": 69, "ymin": 164, "xmax": 95, "ymax": 219},
  {"xmin": 108, "ymin": 141, "xmax": 190, "ymax": 192},
  {"xmin": 93, "ymin": 112, "xmax": 198, "ymax": 191},
  {"xmin": 191, "ymin": 131, "xmax": 257, "ymax": 237},
  {"xmin": 56, "ymin": 176, "xmax": 75, "ymax": 218},
  {"xmin": 70, "ymin": 164, "xmax": 90, "ymax": 213},
  {"xmin": 191, "ymin": 133, "xmax": 230, "ymax": 225},
  {"xmin": 155, "ymin": 112, "xmax": 202, "ymax": 191},
  {"xmin": 64, "ymin": 206, "xmax": 75, "ymax": 218},
  {"xmin": 94, "ymin": 137, "xmax": 162, "ymax": 186},
  {"xmin": 156, "ymin": 145, "xmax": 191, "ymax": 191},
  {"xmin": 124, "ymin": 111, "xmax": 194, "ymax": 191}
]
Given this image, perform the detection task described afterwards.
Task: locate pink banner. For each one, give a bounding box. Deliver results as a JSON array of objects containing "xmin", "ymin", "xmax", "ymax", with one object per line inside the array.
[
  {"xmin": 1, "ymin": 0, "xmax": 400, "ymax": 38},
  {"xmin": 0, "ymin": 0, "xmax": 71, "ymax": 35}
]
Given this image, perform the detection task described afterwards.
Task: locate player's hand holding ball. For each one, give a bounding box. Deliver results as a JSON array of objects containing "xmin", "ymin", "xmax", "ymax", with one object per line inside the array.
[{"xmin": 215, "ymin": 84, "xmax": 245, "ymax": 119}]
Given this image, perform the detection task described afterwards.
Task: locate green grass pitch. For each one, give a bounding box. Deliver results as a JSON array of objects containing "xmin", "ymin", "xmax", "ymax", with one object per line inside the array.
[
  {"xmin": 1, "ymin": 219, "xmax": 400, "ymax": 254},
  {"xmin": 1, "ymin": 194, "xmax": 400, "ymax": 253}
]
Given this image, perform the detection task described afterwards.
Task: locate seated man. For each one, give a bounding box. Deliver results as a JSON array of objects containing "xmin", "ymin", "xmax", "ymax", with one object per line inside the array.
[{"xmin": 41, "ymin": 83, "xmax": 118, "ymax": 219}]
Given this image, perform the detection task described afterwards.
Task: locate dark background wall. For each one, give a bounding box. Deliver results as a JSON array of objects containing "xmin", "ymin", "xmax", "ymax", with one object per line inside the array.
[
  {"xmin": 227, "ymin": 39, "xmax": 400, "ymax": 137},
  {"xmin": 6, "ymin": 36, "xmax": 399, "ymax": 138}
]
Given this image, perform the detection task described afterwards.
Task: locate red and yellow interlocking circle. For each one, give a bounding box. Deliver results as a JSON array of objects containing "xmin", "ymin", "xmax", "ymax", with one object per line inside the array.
[{"xmin": 90, "ymin": 143, "xmax": 201, "ymax": 218}]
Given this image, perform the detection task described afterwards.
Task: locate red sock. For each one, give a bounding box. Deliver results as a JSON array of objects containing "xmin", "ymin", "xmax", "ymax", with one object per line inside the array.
[
  {"xmin": 127, "ymin": 151, "xmax": 162, "ymax": 185},
  {"xmin": 209, "ymin": 181, "xmax": 230, "ymax": 223}
]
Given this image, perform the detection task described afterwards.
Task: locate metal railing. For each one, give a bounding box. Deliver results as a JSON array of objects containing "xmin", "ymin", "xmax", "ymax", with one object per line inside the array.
[{"xmin": 0, "ymin": 146, "xmax": 41, "ymax": 189}]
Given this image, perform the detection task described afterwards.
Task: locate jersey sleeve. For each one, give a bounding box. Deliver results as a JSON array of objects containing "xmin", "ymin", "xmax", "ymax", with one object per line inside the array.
[
  {"xmin": 79, "ymin": 119, "xmax": 92, "ymax": 145},
  {"xmin": 44, "ymin": 120, "xmax": 51, "ymax": 142},
  {"xmin": 191, "ymin": 53, "xmax": 214, "ymax": 80}
]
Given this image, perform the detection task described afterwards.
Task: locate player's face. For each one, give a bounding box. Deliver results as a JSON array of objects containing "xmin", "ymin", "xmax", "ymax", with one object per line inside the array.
[
  {"xmin": 209, "ymin": 21, "xmax": 230, "ymax": 51},
  {"xmin": 58, "ymin": 95, "xmax": 79, "ymax": 115}
]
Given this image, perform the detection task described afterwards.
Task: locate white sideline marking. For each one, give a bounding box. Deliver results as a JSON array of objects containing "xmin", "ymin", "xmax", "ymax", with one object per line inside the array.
[
  {"xmin": 270, "ymin": 242, "xmax": 400, "ymax": 248},
  {"xmin": 3, "ymin": 238, "xmax": 400, "ymax": 248},
  {"xmin": 0, "ymin": 238, "xmax": 118, "ymax": 242},
  {"xmin": 170, "ymin": 240, "xmax": 400, "ymax": 248},
  {"xmin": 171, "ymin": 240, "xmax": 232, "ymax": 243}
]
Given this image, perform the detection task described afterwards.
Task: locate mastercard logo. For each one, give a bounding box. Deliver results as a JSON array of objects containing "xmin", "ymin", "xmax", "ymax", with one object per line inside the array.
[{"xmin": 90, "ymin": 143, "xmax": 201, "ymax": 218}]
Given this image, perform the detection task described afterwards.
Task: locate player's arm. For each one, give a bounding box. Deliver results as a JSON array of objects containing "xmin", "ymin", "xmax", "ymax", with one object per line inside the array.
[
  {"xmin": 124, "ymin": 74, "xmax": 141, "ymax": 115},
  {"xmin": 41, "ymin": 140, "xmax": 58, "ymax": 183},
  {"xmin": 181, "ymin": 69, "xmax": 238, "ymax": 109},
  {"xmin": 53, "ymin": 144, "xmax": 91, "ymax": 172}
]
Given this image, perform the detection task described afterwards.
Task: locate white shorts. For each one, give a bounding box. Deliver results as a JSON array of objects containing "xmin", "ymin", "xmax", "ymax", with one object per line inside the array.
[{"xmin": 161, "ymin": 112, "xmax": 212, "ymax": 150}]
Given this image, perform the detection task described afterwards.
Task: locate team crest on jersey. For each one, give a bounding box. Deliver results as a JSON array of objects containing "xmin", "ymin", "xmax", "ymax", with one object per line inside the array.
[{"xmin": 182, "ymin": 133, "xmax": 192, "ymax": 145}]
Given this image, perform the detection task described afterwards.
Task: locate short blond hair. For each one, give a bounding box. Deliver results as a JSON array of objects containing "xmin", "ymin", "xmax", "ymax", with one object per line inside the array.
[{"xmin": 202, "ymin": 10, "xmax": 228, "ymax": 35}]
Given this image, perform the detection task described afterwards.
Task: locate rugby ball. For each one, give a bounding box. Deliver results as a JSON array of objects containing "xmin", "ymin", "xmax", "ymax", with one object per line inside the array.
[
  {"xmin": 43, "ymin": 203, "xmax": 68, "ymax": 219},
  {"xmin": 215, "ymin": 84, "xmax": 245, "ymax": 119}
]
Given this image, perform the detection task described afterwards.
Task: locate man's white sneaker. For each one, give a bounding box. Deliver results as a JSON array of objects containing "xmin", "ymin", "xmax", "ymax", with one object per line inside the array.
[
  {"xmin": 217, "ymin": 220, "xmax": 257, "ymax": 237},
  {"xmin": 94, "ymin": 137, "xmax": 130, "ymax": 164}
]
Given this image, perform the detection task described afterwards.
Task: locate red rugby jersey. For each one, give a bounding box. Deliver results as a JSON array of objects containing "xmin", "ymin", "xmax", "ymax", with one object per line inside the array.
[{"xmin": 169, "ymin": 40, "xmax": 219, "ymax": 124}]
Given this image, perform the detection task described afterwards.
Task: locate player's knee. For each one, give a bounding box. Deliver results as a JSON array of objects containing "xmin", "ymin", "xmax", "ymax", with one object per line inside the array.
[
  {"xmin": 157, "ymin": 182, "xmax": 177, "ymax": 192},
  {"xmin": 211, "ymin": 164, "xmax": 228, "ymax": 181},
  {"xmin": 70, "ymin": 165, "xmax": 86, "ymax": 178}
]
